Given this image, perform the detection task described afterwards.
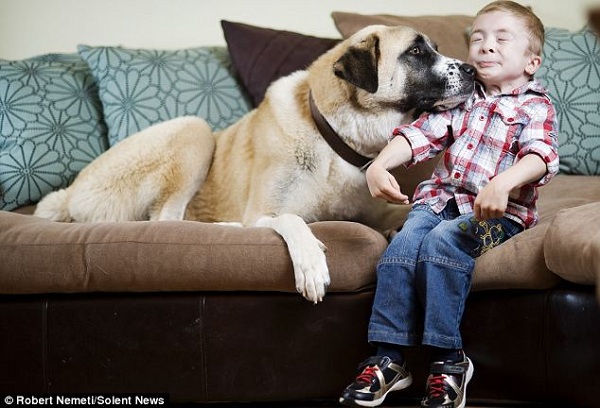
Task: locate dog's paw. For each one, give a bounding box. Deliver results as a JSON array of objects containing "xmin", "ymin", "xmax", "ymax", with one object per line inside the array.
[
  {"xmin": 253, "ymin": 214, "xmax": 330, "ymax": 304},
  {"xmin": 293, "ymin": 241, "xmax": 331, "ymax": 304}
]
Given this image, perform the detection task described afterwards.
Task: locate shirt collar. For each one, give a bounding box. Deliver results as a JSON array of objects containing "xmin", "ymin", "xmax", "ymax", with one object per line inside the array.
[{"xmin": 463, "ymin": 79, "xmax": 548, "ymax": 110}]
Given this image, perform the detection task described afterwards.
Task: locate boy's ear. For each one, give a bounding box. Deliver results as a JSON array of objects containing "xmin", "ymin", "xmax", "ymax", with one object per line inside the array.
[{"xmin": 526, "ymin": 54, "xmax": 542, "ymax": 76}]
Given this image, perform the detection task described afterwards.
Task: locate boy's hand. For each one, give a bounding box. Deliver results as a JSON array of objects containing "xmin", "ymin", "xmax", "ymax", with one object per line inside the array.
[
  {"xmin": 474, "ymin": 154, "xmax": 548, "ymax": 221},
  {"xmin": 365, "ymin": 163, "xmax": 410, "ymax": 204},
  {"xmin": 474, "ymin": 178, "xmax": 510, "ymax": 220}
]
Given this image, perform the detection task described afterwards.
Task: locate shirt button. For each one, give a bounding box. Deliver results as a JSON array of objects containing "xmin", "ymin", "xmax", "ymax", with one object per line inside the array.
[
  {"xmin": 479, "ymin": 115, "xmax": 485, "ymax": 121},
  {"xmin": 467, "ymin": 143, "xmax": 474, "ymax": 150},
  {"xmin": 454, "ymin": 172, "xmax": 461, "ymax": 179},
  {"xmin": 507, "ymin": 117, "xmax": 515, "ymax": 123}
]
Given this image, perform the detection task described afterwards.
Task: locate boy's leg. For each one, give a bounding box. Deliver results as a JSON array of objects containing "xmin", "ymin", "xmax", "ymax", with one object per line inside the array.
[
  {"xmin": 417, "ymin": 214, "xmax": 522, "ymax": 349},
  {"xmin": 416, "ymin": 213, "xmax": 522, "ymax": 408},
  {"xmin": 368, "ymin": 205, "xmax": 442, "ymax": 348},
  {"xmin": 340, "ymin": 205, "xmax": 442, "ymax": 407}
]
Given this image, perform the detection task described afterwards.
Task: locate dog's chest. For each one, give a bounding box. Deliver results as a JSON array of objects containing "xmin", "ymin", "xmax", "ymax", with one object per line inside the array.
[
  {"xmin": 293, "ymin": 145, "xmax": 317, "ymax": 172},
  {"xmin": 277, "ymin": 157, "xmax": 367, "ymax": 221}
]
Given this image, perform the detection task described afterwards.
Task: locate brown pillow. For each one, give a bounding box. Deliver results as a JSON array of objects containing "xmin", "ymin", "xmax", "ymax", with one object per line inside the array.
[
  {"xmin": 221, "ymin": 20, "xmax": 339, "ymax": 107},
  {"xmin": 331, "ymin": 12, "xmax": 474, "ymax": 61}
]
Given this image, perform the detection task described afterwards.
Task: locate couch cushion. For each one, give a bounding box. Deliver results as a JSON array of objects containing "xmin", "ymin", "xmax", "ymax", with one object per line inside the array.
[
  {"xmin": 536, "ymin": 26, "xmax": 600, "ymax": 175},
  {"xmin": 471, "ymin": 174, "xmax": 600, "ymax": 291},
  {"xmin": 0, "ymin": 53, "xmax": 108, "ymax": 211},
  {"xmin": 536, "ymin": 174, "xmax": 600, "ymax": 221},
  {"xmin": 5, "ymin": 175, "xmax": 597, "ymax": 296},
  {"xmin": 77, "ymin": 45, "xmax": 251, "ymax": 146},
  {"xmin": 331, "ymin": 12, "xmax": 474, "ymax": 61},
  {"xmin": 472, "ymin": 221, "xmax": 560, "ymax": 291},
  {"xmin": 544, "ymin": 202, "xmax": 600, "ymax": 285},
  {"xmin": 0, "ymin": 211, "xmax": 386, "ymax": 295},
  {"xmin": 221, "ymin": 21, "xmax": 339, "ymax": 107}
]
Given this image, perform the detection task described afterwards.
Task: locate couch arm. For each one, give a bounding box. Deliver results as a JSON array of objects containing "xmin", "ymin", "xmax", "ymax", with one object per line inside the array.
[
  {"xmin": 0, "ymin": 211, "xmax": 387, "ymax": 295},
  {"xmin": 544, "ymin": 202, "xmax": 600, "ymax": 290}
]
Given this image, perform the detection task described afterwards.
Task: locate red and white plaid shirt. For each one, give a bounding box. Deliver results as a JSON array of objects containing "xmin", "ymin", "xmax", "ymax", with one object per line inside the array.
[{"xmin": 395, "ymin": 80, "xmax": 559, "ymax": 228}]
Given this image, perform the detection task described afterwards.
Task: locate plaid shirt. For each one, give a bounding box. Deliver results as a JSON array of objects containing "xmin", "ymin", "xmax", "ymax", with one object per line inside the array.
[{"xmin": 395, "ymin": 80, "xmax": 559, "ymax": 228}]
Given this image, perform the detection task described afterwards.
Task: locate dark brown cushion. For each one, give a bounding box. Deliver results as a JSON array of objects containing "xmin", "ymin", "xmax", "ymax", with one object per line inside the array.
[
  {"xmin": 0, "ymin": 211, "xmax": 386, "ymax": 295},
  {"xmin": 221, "ymin": 20, "xmax": 339, "ymax": 107},
  {"xmin": 331, "ymin": 12, "xmax": 474, "ymax": 61}
]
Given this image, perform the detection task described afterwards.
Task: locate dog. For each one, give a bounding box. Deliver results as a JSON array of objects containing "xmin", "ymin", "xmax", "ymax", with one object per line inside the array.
[{"xmin": 34, "ymin": 25, "xmax": 475, "ymax": 303}]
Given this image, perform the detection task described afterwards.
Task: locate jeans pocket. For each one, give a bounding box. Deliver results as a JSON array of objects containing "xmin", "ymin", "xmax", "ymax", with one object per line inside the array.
[{"xmin": 468, "ymin": 217, "xmax": 523, "ymax": 257}]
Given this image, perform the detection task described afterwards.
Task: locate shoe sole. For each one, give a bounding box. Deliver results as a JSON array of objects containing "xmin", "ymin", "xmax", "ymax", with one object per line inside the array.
[
  {"xmin": 351, "ymin": 373, "xmax": 413, "ymax": 407},
  {"xmin": 456, "ymin": 357, "xmax": 474, "ymax": 408}
]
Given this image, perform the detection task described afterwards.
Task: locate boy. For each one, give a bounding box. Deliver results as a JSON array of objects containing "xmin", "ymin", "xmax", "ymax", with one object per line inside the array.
[{"xmin": 339, "ymin": 2, "xmax": 559, "ymax": 408}]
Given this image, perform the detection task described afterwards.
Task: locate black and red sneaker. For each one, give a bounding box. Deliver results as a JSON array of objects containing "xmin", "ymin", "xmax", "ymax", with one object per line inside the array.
[
  {"xmin": 339, "ymin": 356, "xmax": 412, "ymax": 407},
  {"xmin": 421, "ymin": 354, "xmax": 474, "ymax": 408}
]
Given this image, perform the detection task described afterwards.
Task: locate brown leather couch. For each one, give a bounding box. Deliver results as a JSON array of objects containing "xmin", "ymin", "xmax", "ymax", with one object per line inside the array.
[
  {"xmin": 1, "ymin": 173, "xmax": 599, "ymax": 407},
  {"xmin": 1, "ymin": 283, "xmax": 597, "ymax": 407}
]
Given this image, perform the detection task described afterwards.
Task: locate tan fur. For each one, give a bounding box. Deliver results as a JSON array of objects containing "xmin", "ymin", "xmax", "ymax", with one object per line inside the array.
[
  {"xmin": 35, "ymin": 117, "xmax": 214, "ymax": 223},
  {"xmin": 34, "ymin": 25, "xmax": 474, "ymax": 303}
]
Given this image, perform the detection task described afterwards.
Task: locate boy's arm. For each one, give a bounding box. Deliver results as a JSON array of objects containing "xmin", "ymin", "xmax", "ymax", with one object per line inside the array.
[
  {"xmin": 365, "ymin": 136, "xmax": 413, "ymax": 204},
  {"xmin": 473, "ymin": 153, "xmax": 547, "ymax": 221},
  {"xmin": 366, "ymin": 109, "xmax": 455, "ymax": 204},
  {"xmin": 475, "ymin": 96, "xmax": 559, "ymax": 221}
]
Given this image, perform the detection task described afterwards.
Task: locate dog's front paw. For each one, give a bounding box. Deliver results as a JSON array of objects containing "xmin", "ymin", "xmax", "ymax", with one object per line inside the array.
[
  {"xmin": 254, "ymin": 214, "xmax": 331, "ymax": 304},
  {"xmin": 293, "ymin": 240, "xmax": 330, "ymax": 304}
]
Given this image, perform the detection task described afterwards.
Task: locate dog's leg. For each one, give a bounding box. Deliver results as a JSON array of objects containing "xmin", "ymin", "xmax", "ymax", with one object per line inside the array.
[
  {"xmin": 153, "ymin": 193, "xmax": 196, "ymax": 221},
  {"xmin": 255, "ymin": 214, "xmax": 330, "ymax": 304},
  {"xmin": 152, "ymin": 168, "xmax": 213, "ymax": 221},
  {"xmin": 149, "ymin": 117, "xmax": 216, "ymax": 221}
]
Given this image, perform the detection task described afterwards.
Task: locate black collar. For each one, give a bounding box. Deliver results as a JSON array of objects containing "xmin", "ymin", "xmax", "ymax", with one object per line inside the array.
[{"xmin": 308, "ymin": 91, "xmax": 373, "ymax": 170}]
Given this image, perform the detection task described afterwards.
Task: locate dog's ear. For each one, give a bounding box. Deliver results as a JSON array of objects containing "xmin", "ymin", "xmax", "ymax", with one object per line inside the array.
[{"xmin": 333, "ymin": 34, "xmax": 380, "ymax": 93}]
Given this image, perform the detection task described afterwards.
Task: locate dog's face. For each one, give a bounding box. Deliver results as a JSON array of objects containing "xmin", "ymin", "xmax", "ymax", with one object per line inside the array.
[{"xmin": 333, "ymin": 25, "xmax": 475, "ymax": 113}]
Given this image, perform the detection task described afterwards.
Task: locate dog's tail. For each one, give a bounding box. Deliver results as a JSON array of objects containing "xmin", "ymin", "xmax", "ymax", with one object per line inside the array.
[{"xmin": 33, "ymin": 189, "xmax": 72, "ymax": 222}]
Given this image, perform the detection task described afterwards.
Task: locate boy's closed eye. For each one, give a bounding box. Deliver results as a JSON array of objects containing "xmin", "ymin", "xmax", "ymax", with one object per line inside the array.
[
  {"xmin": 470, "ymin": 32, "xmax": 484, "ymax": 43},
  {"xmin": 496, "ymin": 33, "xmax": 514, "ymax": 43}
]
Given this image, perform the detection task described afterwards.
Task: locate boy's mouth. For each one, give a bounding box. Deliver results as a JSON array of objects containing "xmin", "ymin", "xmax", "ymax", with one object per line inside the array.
[{"xmin": 476, "ymin": 61, "xmax": 499, "ymax": 68}]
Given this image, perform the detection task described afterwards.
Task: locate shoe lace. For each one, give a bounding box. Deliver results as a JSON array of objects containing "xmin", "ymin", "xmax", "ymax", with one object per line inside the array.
[
  {"xmin": 428, "ymin": 374, "xmax": 447, "ymax": 398},
  {"xmin": 356, "ymin": 366, "xmax": 379, "ymax": 384}
]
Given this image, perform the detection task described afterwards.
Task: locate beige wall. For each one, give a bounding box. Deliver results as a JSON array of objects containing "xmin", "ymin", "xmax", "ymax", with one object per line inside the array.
[{"xmin": 0, "ymin": 0, "xmax": 597, "ymax": 60}]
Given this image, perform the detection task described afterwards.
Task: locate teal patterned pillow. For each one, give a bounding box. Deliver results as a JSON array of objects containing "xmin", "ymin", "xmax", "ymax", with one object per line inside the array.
[
  {"xmin": 0, "ymin": 53, "xmax": 108, "ymax": 211},
  {"xmin": 77, "ymin": 45, "xmax": 252, "ymax": 146},
  {"xmin": 537, "ymin": 26, "xmax": 600, "ymax": 175}
]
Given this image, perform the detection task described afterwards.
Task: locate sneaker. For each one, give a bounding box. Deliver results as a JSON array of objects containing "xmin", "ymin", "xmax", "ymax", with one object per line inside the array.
[
  {"xmin": 339, "ymin": 356, "xmax": 413, "ymax": 407},
  {"xmin": 421, "ymin": 354, "xmax": 474, "ymax": 408}
]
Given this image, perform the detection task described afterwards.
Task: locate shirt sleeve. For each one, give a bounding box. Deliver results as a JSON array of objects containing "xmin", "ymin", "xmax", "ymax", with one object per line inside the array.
[
  {"xmin": 516, "ymin": 97, "xmax": 560, "ymax": 186},
  {"xmin": 392, "ymin": 110, "xmax": 454, "ymax": 167}
]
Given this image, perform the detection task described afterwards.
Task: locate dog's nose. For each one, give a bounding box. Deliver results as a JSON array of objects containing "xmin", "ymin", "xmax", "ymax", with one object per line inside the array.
[{"xmin": 459, "ymin": 63, "xmax": 476, "ymax": 78}]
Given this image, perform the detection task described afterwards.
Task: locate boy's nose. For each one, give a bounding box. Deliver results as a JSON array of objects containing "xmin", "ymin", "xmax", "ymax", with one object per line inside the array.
[{"xmin": 481, "ymin": 38, "xmax": 495, "ymax": 53}]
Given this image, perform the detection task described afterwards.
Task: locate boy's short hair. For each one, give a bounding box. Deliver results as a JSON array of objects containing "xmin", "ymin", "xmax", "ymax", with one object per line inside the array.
[{"xmin": 476, "ymin": 0, "xmax": 545, "ymax": 55}]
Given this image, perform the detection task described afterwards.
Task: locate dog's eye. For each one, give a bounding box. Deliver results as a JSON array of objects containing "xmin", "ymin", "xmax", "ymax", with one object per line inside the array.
[{"xmin": 409, "ymin": 46, "xmax": 421, "ymax": 55}]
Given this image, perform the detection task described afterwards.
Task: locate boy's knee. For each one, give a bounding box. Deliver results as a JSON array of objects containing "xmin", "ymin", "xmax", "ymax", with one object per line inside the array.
[{"xmin": 419, "ymin": 220, "xmax": 474, "ymax": 258}]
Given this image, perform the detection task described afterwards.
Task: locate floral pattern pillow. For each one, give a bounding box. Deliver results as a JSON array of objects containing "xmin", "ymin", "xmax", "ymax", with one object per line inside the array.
[
  {"xmin": 0, "ymin": 53, "xmax": 108, "ymax": 211},
  {"xmin": 537, "ymin": 26, "xmax": 600, "ymax": 175},
  {"xmin": 78, "ymin": 45, "xmax": 252, "ymax": 146}
]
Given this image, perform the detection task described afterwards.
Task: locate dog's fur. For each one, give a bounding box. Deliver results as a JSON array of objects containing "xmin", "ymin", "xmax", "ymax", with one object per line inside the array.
[{"xmin": 35, "ymin": 25, "xmax": 475, "ymax": 303}]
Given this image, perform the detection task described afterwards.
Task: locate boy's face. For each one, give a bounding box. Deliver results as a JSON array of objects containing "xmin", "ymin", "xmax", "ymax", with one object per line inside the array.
[{"xmin": 467, "ymin": 10, "xmax": 541, "ymax": 94}]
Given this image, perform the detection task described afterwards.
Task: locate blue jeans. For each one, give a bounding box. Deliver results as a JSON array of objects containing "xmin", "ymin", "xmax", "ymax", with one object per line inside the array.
[{"xmin": 368, "ymin": 201, "xmax": 523, "ymax": 349}]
